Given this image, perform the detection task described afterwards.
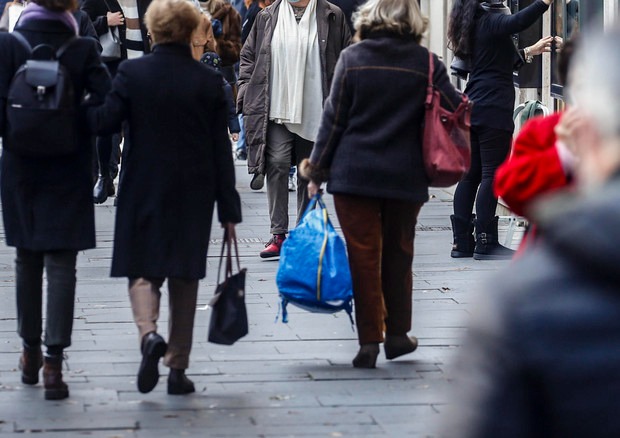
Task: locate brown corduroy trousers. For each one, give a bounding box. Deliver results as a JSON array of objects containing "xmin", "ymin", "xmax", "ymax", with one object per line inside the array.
[
  {"xmin": 333, "ymin": 194, "xmax": 423, "ymax": 345},
  {"xmin": 128, "ymin": 277, "xmax": 199, "ymax": 370}
]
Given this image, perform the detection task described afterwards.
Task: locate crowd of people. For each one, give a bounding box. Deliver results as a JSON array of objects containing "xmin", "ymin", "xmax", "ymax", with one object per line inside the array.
[{"xmin": 2, "ymin": 0, "xmax": 620, "ymax": 434}]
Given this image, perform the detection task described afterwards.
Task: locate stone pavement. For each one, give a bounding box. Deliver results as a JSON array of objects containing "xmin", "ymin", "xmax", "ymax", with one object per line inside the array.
[{"xmin": 0, "ymin": 160, "xmax": 524, "ymax": 437}]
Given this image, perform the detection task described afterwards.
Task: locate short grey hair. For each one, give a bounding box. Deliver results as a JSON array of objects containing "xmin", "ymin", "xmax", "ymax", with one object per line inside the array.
[
  {"xmin": 570, "ymin": 26, "xmax": 620, "ymax": 140},
  {"xmin": 352, "ymin": 0, "xmax": 428, "ymax": 42}
]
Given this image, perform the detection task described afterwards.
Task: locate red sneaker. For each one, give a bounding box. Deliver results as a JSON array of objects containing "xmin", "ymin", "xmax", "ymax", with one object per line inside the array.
[{"xmin": 260, "ymin": 234, "xmax": 286, "ymax": 258}]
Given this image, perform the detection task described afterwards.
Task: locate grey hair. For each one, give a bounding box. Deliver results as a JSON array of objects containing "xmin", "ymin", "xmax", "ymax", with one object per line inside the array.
[
  {"xmin": 352, "ymin": 0, "xmax": 428, "ymax": 42},
  {"xmin": 570, "ymin": 26, "xmax": 620, "ymax": 139}
]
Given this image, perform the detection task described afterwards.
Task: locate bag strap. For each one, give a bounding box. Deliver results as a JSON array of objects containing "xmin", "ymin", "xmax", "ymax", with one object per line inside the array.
[
  {"xmin": 102, "ymin": 0, "xmax": 113, "ymax": 12},
  {"xmin": 11, "ymin": 30, "xmax": 31, "ymax": 53},
  {"xmin": 12, "ymin": 31, "xmax": 77, "ymax": 60},
  {"xmin": 425, "ymin": 51, "xmax": 435, "ymax": 107},
  {"xmin": 215, "ymin": 227, "xmax": 241, "ymax": 287}
]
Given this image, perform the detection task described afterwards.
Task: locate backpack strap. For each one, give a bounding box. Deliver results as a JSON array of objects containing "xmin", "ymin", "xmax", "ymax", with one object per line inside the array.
[
  {"xmin": 11, "ymin": 31, "xmax": 32, "ymax": 53},
  {"xmin": 56, "ymin": 36, "xmax": 78, "ymax": 59}
]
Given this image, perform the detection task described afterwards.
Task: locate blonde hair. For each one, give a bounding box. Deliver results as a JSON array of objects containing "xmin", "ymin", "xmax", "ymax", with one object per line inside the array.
[
  {"xmin": 353, "ymin": 0, "xmax": 428, "ymax": 42},
  {"xmin": 145, "ymin": 0, "xmax": 202, "ymax": 45}
]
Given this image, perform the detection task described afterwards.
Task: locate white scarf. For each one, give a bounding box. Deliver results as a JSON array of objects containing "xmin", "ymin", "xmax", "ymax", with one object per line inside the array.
[{"xmin": 269, "ymin": 0, "xmax": 323, "ymax": 141}]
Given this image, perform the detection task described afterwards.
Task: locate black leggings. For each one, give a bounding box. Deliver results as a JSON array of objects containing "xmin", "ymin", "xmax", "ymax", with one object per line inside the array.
[{"xmin": 453, "ymin": 126, "xmax": 512, "ymax": 227}]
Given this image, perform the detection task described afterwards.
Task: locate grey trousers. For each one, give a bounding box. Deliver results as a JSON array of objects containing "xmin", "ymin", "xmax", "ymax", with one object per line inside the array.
[
  {"xmin": 16, "ymin": 248, "xmax": 77, "ymax": 349},
  {"xmin": 128, "ymin": 277, "xmax": 199, "ymax": 370},
  {"xmin": 265, "ymin": 122, "xmax": 313, "ymax": 235}
]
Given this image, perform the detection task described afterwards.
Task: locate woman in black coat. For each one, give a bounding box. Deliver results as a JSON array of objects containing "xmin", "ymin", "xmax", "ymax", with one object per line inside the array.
[
  {"xmin": 301, "ymin": 0, "xmax": 463, "ymax": 368},
  {"xmin": 88, "ymin": 0, "xmax": 241, "ymax": 395},
  {"xmin": 0, "ymin": 0, "xmax": 110, "ymax": 400},
  {"xmin": 447, "ymin": 0, "xmax": 553, "ymax": 260}
]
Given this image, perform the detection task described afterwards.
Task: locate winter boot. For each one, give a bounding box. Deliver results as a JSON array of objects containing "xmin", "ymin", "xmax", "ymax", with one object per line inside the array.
[
  {"xmin": 450, "ymin": 214, "xmax": 475, "ymax": 258},
  {"xmin": 168, "ymin": 369, "xmax": 195, "ymax": 395},
  {"xmin": 473, "ymin": 216, "xmax": 516, "ymax": 260},
  {"xmin": 43, "ymin": 353, "xmax": 69, "ymax": 400},
  {"xmin": 19, "ymin": 343, "xmax": 43, "ymax": 385}
]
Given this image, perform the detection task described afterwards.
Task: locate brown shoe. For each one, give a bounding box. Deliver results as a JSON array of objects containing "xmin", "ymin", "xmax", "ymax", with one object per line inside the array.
[
  {"xmin": 352, "ymin": 343, "xmax": 380, "ymax": 369},
  {"xmin": 43, "ymin": 354, "xmax": 69, "ymax": 400},
  {"xmin": 19, "ymin": 345, "xmax": 43, "ymax": 385},
  {"xmin": 384, "ymin": 335, "xmax": 418, "ymax": 360}
]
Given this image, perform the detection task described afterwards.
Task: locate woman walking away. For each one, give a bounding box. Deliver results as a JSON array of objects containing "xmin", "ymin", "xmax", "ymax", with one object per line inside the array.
[
  {"xmin": 301, "ymin": 0, "xmax": 463, "ymax": 368},
  {"xmin": 88, "ymin": 0, "xmax": 241, "ymax": 395},
  {"xmin": 447, "ymin": 0, "xmax": 553, "ymax": 260},
  {"xmin": 0, "ymin": 0, "xmax": 111, "ymax": 399}
]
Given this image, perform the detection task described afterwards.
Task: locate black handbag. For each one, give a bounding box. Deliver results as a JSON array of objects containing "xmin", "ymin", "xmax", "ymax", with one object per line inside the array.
[{"xmin": 208, "ymin": 228, "xmax": 248, "ymax": 345}]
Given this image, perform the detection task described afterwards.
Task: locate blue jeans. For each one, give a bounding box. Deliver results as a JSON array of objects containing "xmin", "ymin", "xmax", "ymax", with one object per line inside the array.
[{"xmin": 236, "ymin": 114, "xmax": 246, "ymax": 153}]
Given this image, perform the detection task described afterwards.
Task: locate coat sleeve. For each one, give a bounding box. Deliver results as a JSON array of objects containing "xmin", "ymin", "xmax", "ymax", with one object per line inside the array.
[
  {"xmin": 224, "ymin": 81, "xmax": 240, "ymax": 133},
  {"xmin": 81, "ymin": 0, "xmax": 109, "ymax": 36},
  {"xmin": 86, "ymin": 62, "xmax": 129, "ymax": 136},
  {"xmin": 494, "ymin": 115, "xmax": 568, "ymax": 218},
  {"xmin": 0, "ymin": 34, "xmax": 26, "ymax": 137},
  {"xmin": 237, "ymin": 11, "xmax": 261, "ymax": 114},
  {"xmin": 433, "ymin": 53, "xmax": 465, "ymax": 112},
  {"xmin": 484, "ymin": 0, "xmax": 549, "ymax": 36},
  {"xmin": 302, "ymin": 52, "xmax": 350, "ymax": 184},
  {"xmin": 213, "ymin": 84, "xmax": 242, "ymax": 224}
]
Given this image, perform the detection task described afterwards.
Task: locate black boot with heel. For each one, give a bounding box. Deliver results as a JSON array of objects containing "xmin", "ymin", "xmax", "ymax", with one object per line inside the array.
[
  {"xmin": 473, "ymin": 216, "xmax": 516, "ymax": 260},
  {"xmin": 450, "ymin": 214, "xmax": 475, "ymax": 258}
]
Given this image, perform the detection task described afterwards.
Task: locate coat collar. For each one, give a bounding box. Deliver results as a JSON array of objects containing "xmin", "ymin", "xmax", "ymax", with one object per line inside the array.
[{"xmin": 151, "ymin": 42, "xmax": 193, "ymax": 57}]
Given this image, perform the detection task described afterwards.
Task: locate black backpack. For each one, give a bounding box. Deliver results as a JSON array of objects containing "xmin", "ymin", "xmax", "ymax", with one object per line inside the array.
[{"xmin": 5, "ymin": 32, "xmax": 79, "ymax": 157}]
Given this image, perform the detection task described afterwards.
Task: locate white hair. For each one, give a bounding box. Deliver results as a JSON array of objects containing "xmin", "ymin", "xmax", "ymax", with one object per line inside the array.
[{"xmin": 352, "ymin": 0, "xmax": 428, "ymax": 41}]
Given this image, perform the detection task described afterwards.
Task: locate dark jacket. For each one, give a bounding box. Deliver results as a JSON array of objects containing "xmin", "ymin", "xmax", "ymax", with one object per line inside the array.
[
  {"xmin": 327, "ymin": 0, "xmax": 364, "ymax": 34},
  {"xmin": 81, "ymin": 0, "xmax": 153, "ymax": 58},
  {"xmin": 301, "ymin": 33, "xmax": 463, "ymax": 203},
  {"xmin": 444, "ymin": 176, "xmax": 620, "ymax": 437},
  {"xmin": 223, "ymin": 78, "xmax": 240, "ymax": 134},
  {"xmin": 465, "ymin": 0, "xmax": 548, "ymax": 132},
  {"xmin": 237, "ymin": 0, "xmax": 351, "ymax": 174},
  {"xmin": 0, "ymin": 20, "xmax": 111, "ymax": 251},
  {"xmin": 88, "ymin": 43, "xmax": 242, "ymax": 279},
  {"xmin": 241, "ymin": 0, "xmax": 260, "ymax": 44}
]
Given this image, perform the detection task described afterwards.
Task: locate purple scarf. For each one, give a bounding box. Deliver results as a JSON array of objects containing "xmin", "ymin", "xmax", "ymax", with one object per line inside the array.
[{"xmin": 18, "ymin": 2, "xmax": 78, "ymax": 35}]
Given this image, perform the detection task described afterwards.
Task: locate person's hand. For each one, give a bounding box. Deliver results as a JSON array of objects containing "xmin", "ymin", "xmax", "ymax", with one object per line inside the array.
[
  {"xmin": 107, "ymin": 11, "xmax": 124, "ymax": 27},
  {"xmin": 307, "ymin": 181, "xmax": 322, "ymax": 198},
  {"xmin": 528, "ymin": 35, "xmax": 554, "ymax": 56},
  {"xmin": 555, "ymin": 107, "xmax": 591, "ymax": 160},
  {"xmin": 554, "ymin": 36, "xmax": 564, "ymax": 52},
  {"xmin": 231, "ymin": 133, "xmax": 239, "ymax": 142},
  {"xmin": 542, "ymin": 0, "xmax": 553, "ymax": 5}
]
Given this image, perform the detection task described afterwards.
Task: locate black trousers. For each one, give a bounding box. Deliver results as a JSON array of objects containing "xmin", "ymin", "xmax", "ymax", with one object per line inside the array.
[
  {"xmin": 453, "ymin": 125, "xmax": 512, "ymax": 227},
  {"xmin": 15, "ymin": 248, "xmax": 78, "ymax": 349}
]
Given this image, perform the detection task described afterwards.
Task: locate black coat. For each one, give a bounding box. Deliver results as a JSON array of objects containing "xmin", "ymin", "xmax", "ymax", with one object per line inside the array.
[
  {"xmin": 88, "ymin": 43, "xmax": 242, "ymax": 280},
  {"xmin": 0, "ymin": 20, "xmax": 111, "ymax": 251},
  {"xmin": 305, "ymin": 32, "xmax": 463, "ymax": 203},
  {"xmin": 444, "ymin": 176, "xmax": 620, "ymax": 437},
  {"xmin": 80, "ymin": 0, "xmax": 153, "ymax": 58}
]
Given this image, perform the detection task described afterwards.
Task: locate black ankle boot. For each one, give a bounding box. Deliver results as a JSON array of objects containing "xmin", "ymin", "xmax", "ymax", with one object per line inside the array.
[
  {"xmin": 450, "ymin": 214, "xmax": 475, "ymax": 258},
  {"xmin": 384, "ymin": 335, "xmax": 418, "ymax": 360},
  {"xmin": 168, "ymin": 369, "xmax": 195, "ymax": 395},
  {"xmin": 474, "ymin": 216, "xmax": 516, "ymax": 260},
  {"xmin": 93, "ymin": 175, "xmax": 112, "ymax": 204},
  {"xmin": 352, "ymin": 343, "xmax": 380, "ymax": 369}
]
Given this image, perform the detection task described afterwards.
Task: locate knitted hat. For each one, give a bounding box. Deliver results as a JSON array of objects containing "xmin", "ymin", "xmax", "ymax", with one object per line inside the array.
[{"xmin": 200, "ymin": 51, "xmax": 222, "ymax": 71}]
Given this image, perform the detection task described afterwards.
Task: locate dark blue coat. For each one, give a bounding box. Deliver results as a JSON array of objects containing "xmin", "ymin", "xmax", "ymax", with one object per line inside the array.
[
  {"xmin": 305, "ymin": 32, "xmax": 463, "ymax": 203},
  {"xmin": 88, "ymin": 43, "xmax": 242, "ymax": 280},
  {"xmin": 0, "ymin": 19, "xmax": 111, "ymax": 251}
]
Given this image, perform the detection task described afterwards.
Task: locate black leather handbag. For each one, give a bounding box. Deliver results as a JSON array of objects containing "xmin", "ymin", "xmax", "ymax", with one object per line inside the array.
[{"xmin": 208, "ymin": 228, "xmax": 248, "ymax": 345}]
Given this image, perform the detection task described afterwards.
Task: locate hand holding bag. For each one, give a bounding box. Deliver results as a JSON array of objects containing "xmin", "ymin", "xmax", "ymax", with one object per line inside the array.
[
  {"xmin": 208, "ymin": 227, "xmax": 248, "ymax": 345},
  {"xmin": 100, "ymin": 0, "xmax": 122, "ymax": 62},
  {"xmin": 423, "ymin": 51, "xmax": 473, "ymax": 187}
]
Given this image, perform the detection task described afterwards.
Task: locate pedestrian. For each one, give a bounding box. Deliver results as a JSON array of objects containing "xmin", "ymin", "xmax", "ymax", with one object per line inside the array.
[
  {"xmin": 441, "ymin": 26, "xmax": 620, "ymax": 437},
  {"xmin": 87, "ymin": 0, "xmax": 241, "ymax": 395},
  {"xmin": 493, "ymin": 36, "xmax": 579, "ymax": 254},
  {"xmin": 300, "ymin": 0, "xmax": 463, "ymax": 368},
  {"xmin": 0, "ymin": 0, "xmax": 111, "ymax": 400},
  {"xmin": 447, "ymin": 0, "xmax": 553, "ymax": 260},
  {"xmin": 200, "ymin": 50, "xmax": 241, "ymax": 143},
  {"xmin": 190, "ymin": 11, "xmax": 217, "ymax": 61},
  {"xmin": 238, "ymin": 0, "xmax": 350, "ymax": 259}
]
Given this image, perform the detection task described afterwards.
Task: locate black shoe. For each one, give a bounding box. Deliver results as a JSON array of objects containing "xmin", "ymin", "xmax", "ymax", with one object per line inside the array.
[
  {"xmin": 167, "ymin": 369, "xmax": 195, "ymax": 395},
  {"xmin": 473, "ymin": 216, "xmax": 516, "ymax": 261},
  {"xmin": 384, "ymin": 335, "xmax": 418, "ymax": 360},
  {"xmin": 105, "ymin": 177, "xmax": 115, "ymax": 197},
  {"xmin": 137, "ymin": 332, "xmax": 167, "ymax": 394},
  {"xmin": 450, "ymin": 214, "xmax": 475, "ymax": 258},
  {"xmin": 236, "ymin": 149, "xmax": 247, "ymax": 161},
  {"xmin": 93, "ymin": 176, "xmax": 111, "ymax": 204},
  {"xmin": 352, "ymin": 343, "xmax": 379, "ymax": 369},
  {"xmin": 250, "ymin": 173, "xmax": 265, "ymax": 190}
]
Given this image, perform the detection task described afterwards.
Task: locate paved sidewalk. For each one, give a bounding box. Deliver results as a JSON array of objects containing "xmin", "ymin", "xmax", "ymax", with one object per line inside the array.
[{"xmin": 0, "ymin": 161, "xmax": 523, "ymax": 437}]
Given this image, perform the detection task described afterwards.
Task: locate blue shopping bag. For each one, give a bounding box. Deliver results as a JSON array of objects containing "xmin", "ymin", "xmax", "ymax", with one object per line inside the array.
[{"xmin": 276, "ymin": 194, "xmax": 353, "ymax": 324}]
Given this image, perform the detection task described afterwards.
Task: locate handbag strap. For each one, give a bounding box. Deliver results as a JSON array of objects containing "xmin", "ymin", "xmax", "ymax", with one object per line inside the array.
[
  {"xmin": 215, "ymin": 227, "xmax": 242, "ymax": 287},
  {"xmin": 102, "ymin": 0, "xmax": 113, "ymax": 12},
  {"xmin": 425, "ymin": 51, "xmax": 435, "ymax": 107}
]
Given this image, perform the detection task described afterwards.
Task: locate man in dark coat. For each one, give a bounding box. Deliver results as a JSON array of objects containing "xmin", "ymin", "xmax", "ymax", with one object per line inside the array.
[
  {"xmin": 441, "ymin": 27, "xmax": 620, "ymax": 438},
  {"xmin": 0, "ymin": 6, "xmax": 111, "ymax": 400},
  {"xmin": 88, "ymin": 0, "xmax": 241, "ymax": 396}
]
